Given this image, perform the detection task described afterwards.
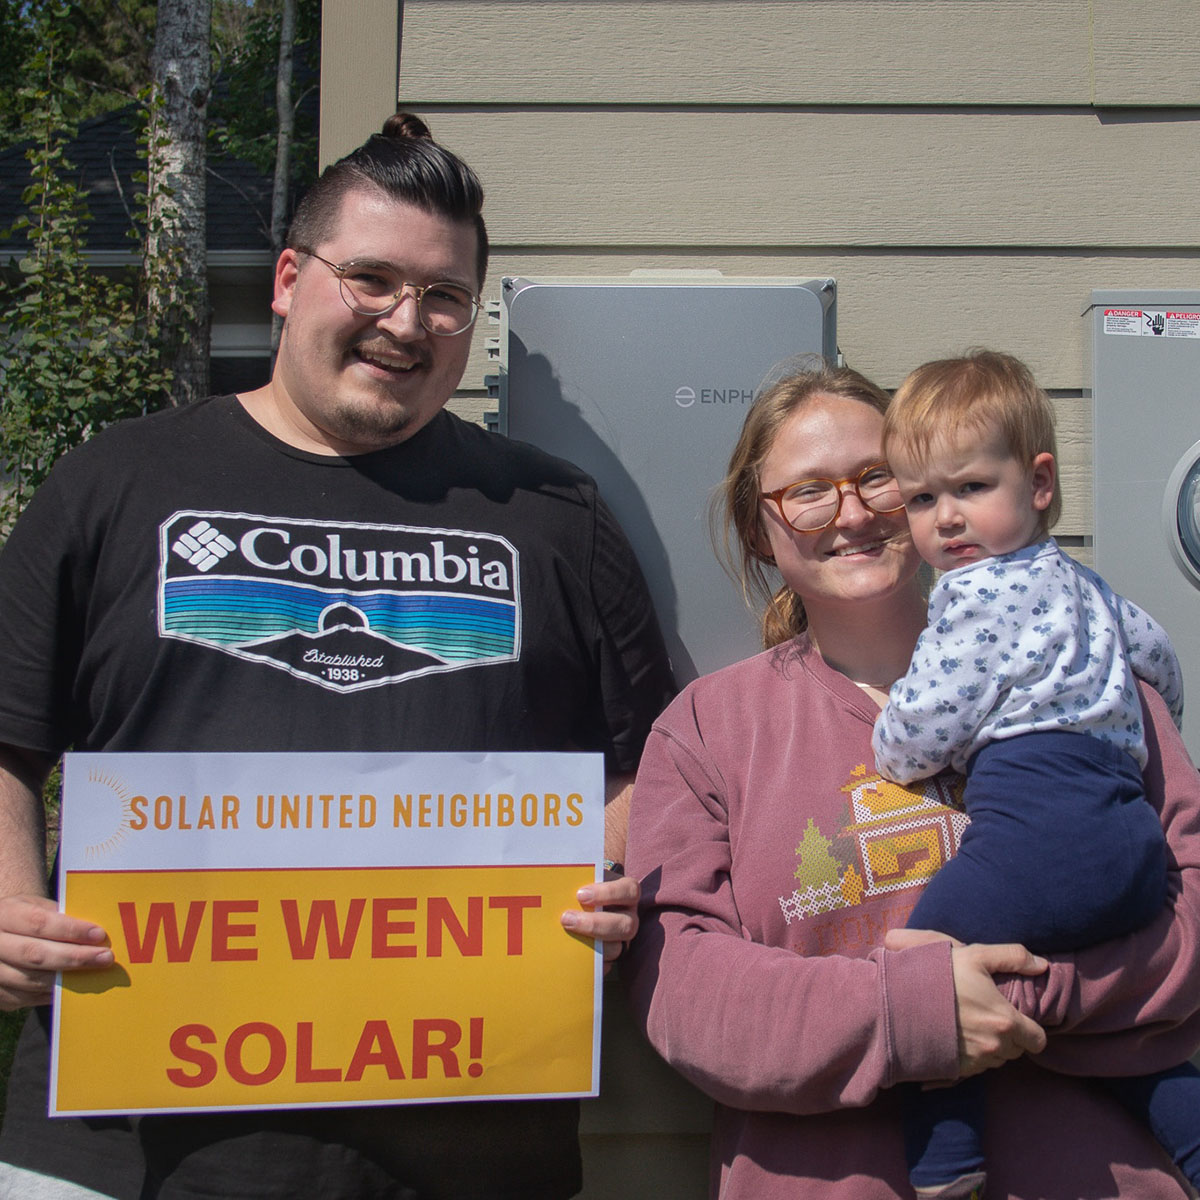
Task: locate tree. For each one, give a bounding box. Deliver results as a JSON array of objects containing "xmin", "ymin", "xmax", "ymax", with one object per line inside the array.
[
  {"xmin": 0, "ymin": 0, "xmax": 318, "ymax": 460},
  {"xmin": 209, "ymin": 0, "xmax": 319, "ymax": 354},
  {"xmin": 0, "ymin": 1, "xmax": 159, "ymax": 148},
  {"xmin": 145, "ymin": 0, "xmax": 213, "ymax": 406},
  {"xmin": 69, "ymin": 1, "xmax": 159, "ymax": 113},
  {"xmin": 0, "ymin": 22, "xmax": 173, "ymax": 535},
  {"xmin": 209, "ymin": 0, "xmax": 319, "ymax": 239},
  {"xmin": 0, "ymin": 0, "xmax": 28, "ymax": 147},
  {"xmin": 271, "ymin": 0, "xmax": 298, "ymax": 259},
  {"xmin": 1, "ymin": 2, "xmax": 318, "ymax": 151}
]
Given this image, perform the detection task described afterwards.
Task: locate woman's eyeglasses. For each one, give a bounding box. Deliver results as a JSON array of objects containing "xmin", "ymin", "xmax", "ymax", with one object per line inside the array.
[{"xmin": 760, "ymin": 462, "xmax": 905, "ymax": 533}]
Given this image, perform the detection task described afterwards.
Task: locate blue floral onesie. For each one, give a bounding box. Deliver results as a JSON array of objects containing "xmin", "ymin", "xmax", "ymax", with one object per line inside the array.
[{"xmin": 872, "ymin": 537, "xmax": 1197, "ymax": 1193}]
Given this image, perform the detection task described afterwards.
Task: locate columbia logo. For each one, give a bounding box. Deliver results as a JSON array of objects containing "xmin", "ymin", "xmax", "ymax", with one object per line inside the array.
[{"xmin": 172, "ymin": 520, "xmax": 236, "ymax": 572}]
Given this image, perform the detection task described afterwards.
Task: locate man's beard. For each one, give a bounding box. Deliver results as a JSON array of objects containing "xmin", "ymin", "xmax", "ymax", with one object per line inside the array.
[{"xmin": 325, "ymin": 395, "xmax": 418, "ymax": 450}]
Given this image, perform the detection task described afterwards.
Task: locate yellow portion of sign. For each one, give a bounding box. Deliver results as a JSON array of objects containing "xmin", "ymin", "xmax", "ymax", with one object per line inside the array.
[{"xmin": 56, "ymin": 865, "xmax": 595, "ymax": 1113}]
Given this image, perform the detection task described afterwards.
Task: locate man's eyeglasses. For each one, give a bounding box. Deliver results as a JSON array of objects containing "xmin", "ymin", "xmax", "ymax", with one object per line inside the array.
[
  {"xmin": 760, "ymin": 462, "xmax": 905, "ymax": 533},
  {"xmin": 295, "ymin": 248, "xmax": 481, "ymax": 336}
]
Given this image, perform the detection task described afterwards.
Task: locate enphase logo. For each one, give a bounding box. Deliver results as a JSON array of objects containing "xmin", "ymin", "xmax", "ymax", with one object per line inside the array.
[{"xmin": 674, "ymin": 385, "xmax": 754, "ymax": 409}]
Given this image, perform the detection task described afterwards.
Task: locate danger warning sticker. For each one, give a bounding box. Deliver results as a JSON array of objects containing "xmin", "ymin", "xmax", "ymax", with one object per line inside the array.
[{"xmin": 1103, "ymin": 309, "xmax": 1200, "ymax": 338}]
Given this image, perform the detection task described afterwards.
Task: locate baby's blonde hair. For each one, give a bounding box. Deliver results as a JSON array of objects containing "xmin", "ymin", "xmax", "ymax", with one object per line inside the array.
[{"xmin": 882, "ymin": 349, "xmax": 1061, "ymax": 531}]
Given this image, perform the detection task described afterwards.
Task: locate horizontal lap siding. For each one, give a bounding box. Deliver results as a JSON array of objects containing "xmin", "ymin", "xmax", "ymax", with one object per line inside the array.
[
  {"xmin": 392, "ymin": 0, "xmax": 1199, "ymax": 556},
  {"xmin": 399, "ymin": 0, "xmax": 1200, "ymax": 108},
  {"xmin": 319, "ymin": 0, "xmax": 399, "ymax": 166},
  {"xmin": 460, "ymin": 252, "xmax": 1200, "ymax": 390},
  {"xmin": 421, "ymin": 108, "xmax": 1200, "ymax": 247},
  {"xmin": 452, "ymin": 251, "xmax": 1190, "ymax": 535},
  {"xmin": 1093, "ymin": 0, "xmax": 1200, "ymax": 104},
  {"xmin": 398, "ymin": 1, "xmax": 1092, "ymax": 105}
]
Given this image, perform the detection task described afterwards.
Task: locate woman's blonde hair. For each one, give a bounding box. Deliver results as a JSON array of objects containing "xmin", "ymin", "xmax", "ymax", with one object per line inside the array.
[
  {"xmin": 714, "ymin": 356, "xmax": 892, "ymax": 649},
  {"xmin": 883, "ymin": 349, "xmax": 1062, "ymax": 532}
]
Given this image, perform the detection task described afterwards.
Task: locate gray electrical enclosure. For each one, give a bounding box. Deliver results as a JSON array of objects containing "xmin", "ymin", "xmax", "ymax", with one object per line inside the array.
[
  {"xmin": 1088, "ymin": 289, "xmax": 1200, "ymax": 758},
  {"xmin": 498, "ymin": 274, "xmax": 837, "ymax": 683}
]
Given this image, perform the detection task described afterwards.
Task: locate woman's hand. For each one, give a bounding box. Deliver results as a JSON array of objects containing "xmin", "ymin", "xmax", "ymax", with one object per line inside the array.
[
  {"xmin": 560, "ymin": 873, "xmax": 639, "ymax": 975},
  {"xmin": 886, "ymin": 927, "xmax": 1048, "ymax": 1077}
]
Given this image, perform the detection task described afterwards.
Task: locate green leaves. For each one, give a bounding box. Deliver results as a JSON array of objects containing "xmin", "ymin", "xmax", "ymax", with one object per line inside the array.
[
  {"xmin": 208, "ymin": 0, "xmax": 317, "ymax": 185},
  {"xmin": 0, "ymin": 1, "xmax": 317, "ymax": 535},
  {"xmin": 0, "ymin": 18, "xmax": 175, "ymax": 538}
]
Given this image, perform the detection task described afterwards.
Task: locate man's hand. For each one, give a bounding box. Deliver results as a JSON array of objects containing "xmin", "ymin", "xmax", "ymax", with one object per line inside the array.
[
  {"xmin": 0, "ymin": 746, "xmax": 112, "ymax": 1009},
  {"xmin": 560, "ymin": 873, "xmax": 639, "ymax": 976},
  {"xmin": 0, "ymin": 895, "xmax": 113, "ymax": 1010},
  {"xmin": 885, "ymin": 927, "xmax": 1048, "ymax": 1077}
]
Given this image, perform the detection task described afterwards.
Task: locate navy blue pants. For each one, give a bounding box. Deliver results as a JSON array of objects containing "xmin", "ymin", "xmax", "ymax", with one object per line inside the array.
[{"xmin": 902, "ymin": 731, "xmax": 1200, "ymax": 1189}]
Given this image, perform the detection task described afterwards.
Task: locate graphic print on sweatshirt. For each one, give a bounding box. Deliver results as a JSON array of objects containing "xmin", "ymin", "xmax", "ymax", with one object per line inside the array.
[
  {"xmin": 158, "ymin": 511, "xmax": 520, "ymax": 693},
  {"xmin": 779, "ymin": 765, "xmax": 967, "ymax": 927}
]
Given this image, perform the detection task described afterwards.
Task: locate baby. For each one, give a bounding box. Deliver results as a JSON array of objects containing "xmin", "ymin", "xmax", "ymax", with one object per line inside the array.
[{"xmin": 872, "ymin": 349, "xmax": 1199, "ymax": 1199}]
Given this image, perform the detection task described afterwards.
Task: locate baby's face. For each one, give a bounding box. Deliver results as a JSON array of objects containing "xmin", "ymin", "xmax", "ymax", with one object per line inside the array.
[{"xmin": 887, "ymin": 429, "xmax": 1055, "ymax": 572}]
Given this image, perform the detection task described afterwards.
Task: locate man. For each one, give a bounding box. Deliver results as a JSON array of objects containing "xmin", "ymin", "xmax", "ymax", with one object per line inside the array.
[{"xmin": 0, "ymin": 113, "xmax": 674, "ymax": 1199}]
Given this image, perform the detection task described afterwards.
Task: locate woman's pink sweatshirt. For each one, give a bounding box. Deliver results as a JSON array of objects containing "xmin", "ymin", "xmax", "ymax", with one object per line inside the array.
[{"xmin": 625, "ymin": 636, "xmax": 1200, "ymax": 1199}]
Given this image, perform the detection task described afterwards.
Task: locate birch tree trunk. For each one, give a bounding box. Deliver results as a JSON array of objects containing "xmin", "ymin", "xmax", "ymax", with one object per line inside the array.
[{"xmin": 146, "ymin": 0, "xmax": 212, "ymax": 406}]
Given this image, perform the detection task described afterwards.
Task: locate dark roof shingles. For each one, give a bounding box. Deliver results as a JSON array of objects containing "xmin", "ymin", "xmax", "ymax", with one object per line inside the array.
[{"xmin": 0, "ymin": 105, "xmax": 274, "ymax": 253}]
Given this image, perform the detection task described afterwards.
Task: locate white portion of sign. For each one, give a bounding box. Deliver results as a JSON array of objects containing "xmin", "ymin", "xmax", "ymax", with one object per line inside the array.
[{"xmin": 61, "ymin": 752, "xmax": 604, "ymax": 872}]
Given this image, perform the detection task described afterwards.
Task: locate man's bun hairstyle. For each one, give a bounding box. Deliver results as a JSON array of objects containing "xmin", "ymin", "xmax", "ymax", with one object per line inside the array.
[{"xmin": 286, "ymin": 111, "xmax": 488, "ymax": 287}]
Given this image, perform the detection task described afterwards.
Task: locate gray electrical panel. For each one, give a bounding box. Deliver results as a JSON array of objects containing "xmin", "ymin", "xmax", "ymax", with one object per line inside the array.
[
  {"xmin": 498, "ymin": 274, "xmax": 837, "ymax": 683},
  {"xmin": 1088, "ymin": 289, "xmax": 1200, "ymax": 758}
]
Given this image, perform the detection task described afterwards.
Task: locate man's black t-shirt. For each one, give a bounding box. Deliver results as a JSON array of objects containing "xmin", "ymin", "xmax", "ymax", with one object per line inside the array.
[{"xmin": 0, "ymin": 397, "xmax": 674, "ymax": 1198}]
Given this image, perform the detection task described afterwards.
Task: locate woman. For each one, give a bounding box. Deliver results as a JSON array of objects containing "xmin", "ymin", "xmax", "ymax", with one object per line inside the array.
[{"xmin": 623, "ymin": 360, "xmax": 1200, "ymax": 1199}]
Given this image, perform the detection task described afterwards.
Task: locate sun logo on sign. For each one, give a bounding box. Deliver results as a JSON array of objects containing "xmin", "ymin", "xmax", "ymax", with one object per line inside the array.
[{"xmin": 75, "ymin": 768, "xmax": 136, "ymax": 862}]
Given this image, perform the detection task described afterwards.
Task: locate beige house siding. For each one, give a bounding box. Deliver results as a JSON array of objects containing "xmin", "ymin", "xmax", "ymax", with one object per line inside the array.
[
  {"xmin": 318, "ymin": 2, "xmax": 1200, "ymax": 1193},
  {"xmin": 1093, "ymin": 0, "xmax": 1200, "ymax": 104},
  {"xmin": 393, "ymin": 0, "xmax": 1200, "ymax": 107},
  {"xmin": 308, "ymin": 0, "xmax": 1200, "ymax": 550},
  {"xmin": 381, "ymin": 0, "xmax": 1200, "ymax": 554},
  {"xmin": 318, "ymin": 0, "xmax": 400, "ymax": 167}
]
